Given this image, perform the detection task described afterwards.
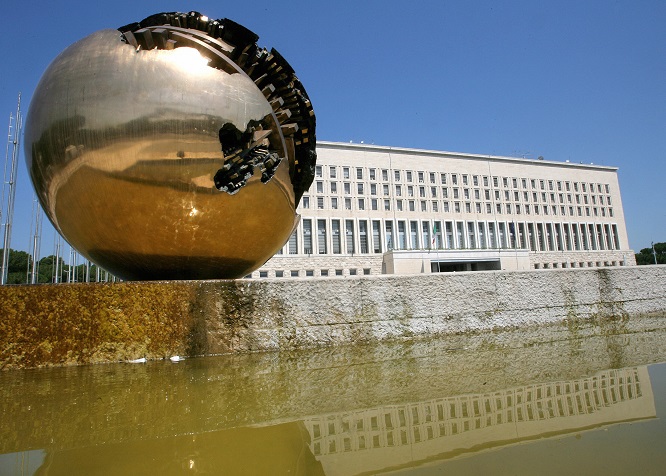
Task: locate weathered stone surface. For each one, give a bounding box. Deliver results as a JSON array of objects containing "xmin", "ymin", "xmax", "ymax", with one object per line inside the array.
[{"xmin": 1, "ymin": 266, "xmax": 665, "ymax": 369}]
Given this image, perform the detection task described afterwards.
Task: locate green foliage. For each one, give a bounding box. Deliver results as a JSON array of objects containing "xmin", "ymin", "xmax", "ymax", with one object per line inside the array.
[
  {"xmin": 635, "ymin": 242, "xmax": 666, "ymax": 265},
  {"xmin": 0, "ymin": 248, "xmax": 112, "ymax": 284}
]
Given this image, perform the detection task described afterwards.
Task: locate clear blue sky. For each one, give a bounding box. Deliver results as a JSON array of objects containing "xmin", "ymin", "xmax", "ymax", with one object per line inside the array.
[{"xmin": 1, "ymin": 0, "xmax": 664, "ymax": 255}]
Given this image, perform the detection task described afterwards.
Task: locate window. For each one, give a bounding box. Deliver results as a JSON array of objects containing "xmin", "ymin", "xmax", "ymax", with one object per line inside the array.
[
  {"xmin": 394, "ymin": 170, "xmax": 401, "ymax": 181},
  {"xmin": 302, "ymin": 196, "xmax": 310, "ymax": 209},
  {"xmin": 382, "ymin": 169, "xmax": 389, "ymax": 181},
  {"xmin": 370, "ymin": 183, "xmax": 377, "ymax": 195},
  {"xmin": 357, "ymin": 183, "xmax": 364, "ymax": 194},
  {"xmin": 335, "ymin": 269, "xmax": 343, "ymax": 276},
  {"xmin": 463, "ymin": 175, "xmax": 469, "ymax": 185},
  {"xmin": 371, "ymin": 199, "xmax": 378, "ymax": 210},
  {"xmin": 396, "ymin": 185, "xmax": 402, "ymax": 196},
  {"xmin": 406, "ymin": 171, "xmax": 413, "ymax": 182},
  {"xmin": 331, "ymin": 197, "xmax": 338, "ymax": 209},
  {"xmin": 275, "ymin": 270, "xmax": 284, "ymax": 277},
  {"xmin": 473, "ymin": 175, "xmax": 479, "ymax": 186},
  {"xmin": 303, "ymin": 219, "xmax": 312, "ymax": 254},
  {"xmin": 441, "ymin": 173, "xmax": 448, "ymax": 184},
  {"xmin": 344, "ymin": 182, "xmax": 351, "ymax": 194},
  {"xmin": 358, "ymin": 198, "xmax": 365, "ymax": 210},
  {"xmin": 329, "ymin": 166, "xmax": 336, "ymax": 178},
  {"xmin": 332, "ymin": 220, "xmax": 341, "ymax": 254},
  {"xmin": 364, "ymin": 268, "xmax": 371, "ymax": 275},
  {"xmin": 418, "ymin": 171, "xmax": 425, "ymax": 183},
  {"xmin": 359, "ymin": 220, "xmax": 369, "ymax": 253},
  {"xmin": 345, "ymin": 198, "xmax": 351, "ymax": 210},
  {"xmin": 315, "ymin": 165, "xmax": 322, "ymax": 177},
  {"xmin": 343, "ymin": 167, "xmax": 350, "ymax": 179},
  {"xmin": 383, "ymin": 184, "xmax": 390, "ymax": 196},
  {"xmin": 385, "ymin": 221, "xmax": 394, "ymax": 250},
  {"xmin": 384, "ymin": 199, "xmax": 391, "ymax": 211},
  {"xmin": 356, "ymin": 168, "xmax": 363, "ymax": 180},
  {"xmin": 306, "ymin": 270, "xmax": 314, "ymax": 277},
  {"xmin": 432, "ymin": 201, "xmax": 438, "ymax": 212},
  {"xmin": 330, "ymin": 182, "xmax": 337, "ymax": 193},
  {"xmin": 316, "ymin": 181, "xmax": 323, "ymax": 193},
  {"xmin": 317, "ymin": 220, "xmax": 327, "ymax": 254},
  {"xmin": 345, "ymin": 220, "xmax": 355, "ymax": 254},
  {"xmin": 290, "ymin": 270, "xmax": 299, "ymax": 277},
  {"xmin": 259, "ymin": 271, "xmax": 268, "ymax": 278},
  {"xmin": 430, "ymin": 173, "xmax": 436, "ymax": 183},
  {"xmin": 372, "ymin": 221, "xmax": 382, "ymax": 253},
  {"xmin": 369, "ymin": 168, "xmax": 376, "ymax": 180},
  {"xmin": 349, "ymin": 268, "xmax": 357, "ymax": 276},
  {"xmin": 317, "ymin": 197, "xmax": 324, "ymax": 209},
  {"xmin": 288, "ymin": 230, "xmax": 298, "ymax": 254}
]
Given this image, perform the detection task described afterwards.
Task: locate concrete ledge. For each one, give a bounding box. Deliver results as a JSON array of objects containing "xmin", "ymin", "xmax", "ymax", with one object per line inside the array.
[{"xmin": 2, "ymin": 266, "xmax": 666, "ymax": 369}]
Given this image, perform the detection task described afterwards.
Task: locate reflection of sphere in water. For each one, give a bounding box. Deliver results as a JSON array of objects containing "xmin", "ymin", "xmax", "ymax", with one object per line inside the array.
[{"xmin": 24, "ymin": 12, "xmax": 316, "ymax": 280}]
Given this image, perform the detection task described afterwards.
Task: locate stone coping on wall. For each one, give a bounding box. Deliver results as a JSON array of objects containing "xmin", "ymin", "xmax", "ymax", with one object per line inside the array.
[{"xmin": 1, "ymin": 266, "xmax": 665, "ymax": 369}]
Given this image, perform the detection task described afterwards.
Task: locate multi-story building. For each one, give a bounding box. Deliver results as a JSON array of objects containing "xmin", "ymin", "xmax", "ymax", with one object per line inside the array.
[{"xmin": 251, "ymin": 141, "xmax": 634, "ymax": 278}]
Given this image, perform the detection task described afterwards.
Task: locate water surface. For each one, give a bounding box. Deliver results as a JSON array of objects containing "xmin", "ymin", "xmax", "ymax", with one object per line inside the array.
[{"xmin": 2, "ymin": 325, "xmax": 666, "ymax": 475}]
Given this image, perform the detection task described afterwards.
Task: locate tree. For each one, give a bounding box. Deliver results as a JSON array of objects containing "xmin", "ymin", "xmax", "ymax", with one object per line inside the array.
[
  {"xmin": 37, "ymin": 255, "xmax": 69, "ymax": 283},
  {"xmin": 0, "ymin": 248, "xmax": 32, "ymax": 284},
  {"xmin": 635, "ymin": 242, "xmax": 666, "ymax": 265}
]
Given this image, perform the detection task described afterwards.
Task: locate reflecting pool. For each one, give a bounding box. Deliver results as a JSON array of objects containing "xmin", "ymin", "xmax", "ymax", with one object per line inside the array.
[{"xmin": 2, "ymin": 325, "xmax": 666, "ymax": 475}]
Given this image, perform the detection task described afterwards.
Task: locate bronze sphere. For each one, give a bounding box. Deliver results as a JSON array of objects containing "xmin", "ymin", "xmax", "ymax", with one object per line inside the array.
[{"xmin": 25, "ymin": 12, "xmax": 316, "ymax": 280}]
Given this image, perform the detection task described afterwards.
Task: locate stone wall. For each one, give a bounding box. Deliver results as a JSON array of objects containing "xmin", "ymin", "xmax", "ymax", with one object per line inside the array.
[{"xmin": 1, "ymin": 266, "xmax": 665, "ymax": 369}]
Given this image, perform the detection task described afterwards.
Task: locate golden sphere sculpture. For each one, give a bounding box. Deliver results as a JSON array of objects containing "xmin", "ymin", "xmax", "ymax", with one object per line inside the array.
[{"xmin": 25, "ymin": 12, "xmax": 316, "ymax": 280}]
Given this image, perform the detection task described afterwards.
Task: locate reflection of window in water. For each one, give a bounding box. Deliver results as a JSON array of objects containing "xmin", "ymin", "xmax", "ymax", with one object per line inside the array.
[{"xmin": 304, "ymin": 366, "xmax": 653, "ymax": 458}]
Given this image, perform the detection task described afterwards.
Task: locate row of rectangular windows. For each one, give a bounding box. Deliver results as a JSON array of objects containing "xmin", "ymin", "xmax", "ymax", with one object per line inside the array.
[
  {"xmin": 302, "ymin": 196, "xmax": 614, "ymax": 218},
  {"xmin": 257, "ymin": 268, "xmax": 372, "ymax": 278},
  {"xmin": 277, "ymin": 218, "xmax": 621, "ymax": 255},
  {"xmin": 315, "ymin": 164, "xmax": 611, "ymax": 194},
  {"xmin": 308, "ymin": 368, "xmax": 640, "ymax": 455},
  {"xmin": 311, "ymin": 181, "xmax": 612, "ymax": 206}
]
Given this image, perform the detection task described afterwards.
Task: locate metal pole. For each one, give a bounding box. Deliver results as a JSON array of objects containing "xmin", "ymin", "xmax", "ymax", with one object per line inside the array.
[
  {"xmin": 652, "ymin": 242, "xmax": 658, "ymax": 265},
  {"xmin": 1, "ymin": 94, "xmax": 21, "ymax": 284}
]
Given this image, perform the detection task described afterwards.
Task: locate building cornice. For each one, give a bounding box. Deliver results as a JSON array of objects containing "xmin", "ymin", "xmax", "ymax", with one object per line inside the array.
[{"xmin": 316, "ymin": 141, "xmax": 619, "ymax": 172}]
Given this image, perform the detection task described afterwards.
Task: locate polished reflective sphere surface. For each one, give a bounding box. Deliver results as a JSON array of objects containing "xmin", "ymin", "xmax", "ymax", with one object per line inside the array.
[{"xmin": 25, "ymin": 12, "xmax": 316, "ymax": 280}]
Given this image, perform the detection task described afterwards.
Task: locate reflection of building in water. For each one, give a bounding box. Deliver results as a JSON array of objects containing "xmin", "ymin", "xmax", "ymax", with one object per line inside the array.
[{"xmin": 304, "ymin": 367, "xmax": 655, "ymax": 475}]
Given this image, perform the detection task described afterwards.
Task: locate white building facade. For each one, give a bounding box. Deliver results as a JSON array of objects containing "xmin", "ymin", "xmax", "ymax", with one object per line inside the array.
[{"xmin": 251, "ymin": 141, "xmax": 634, "ymax": 278}]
